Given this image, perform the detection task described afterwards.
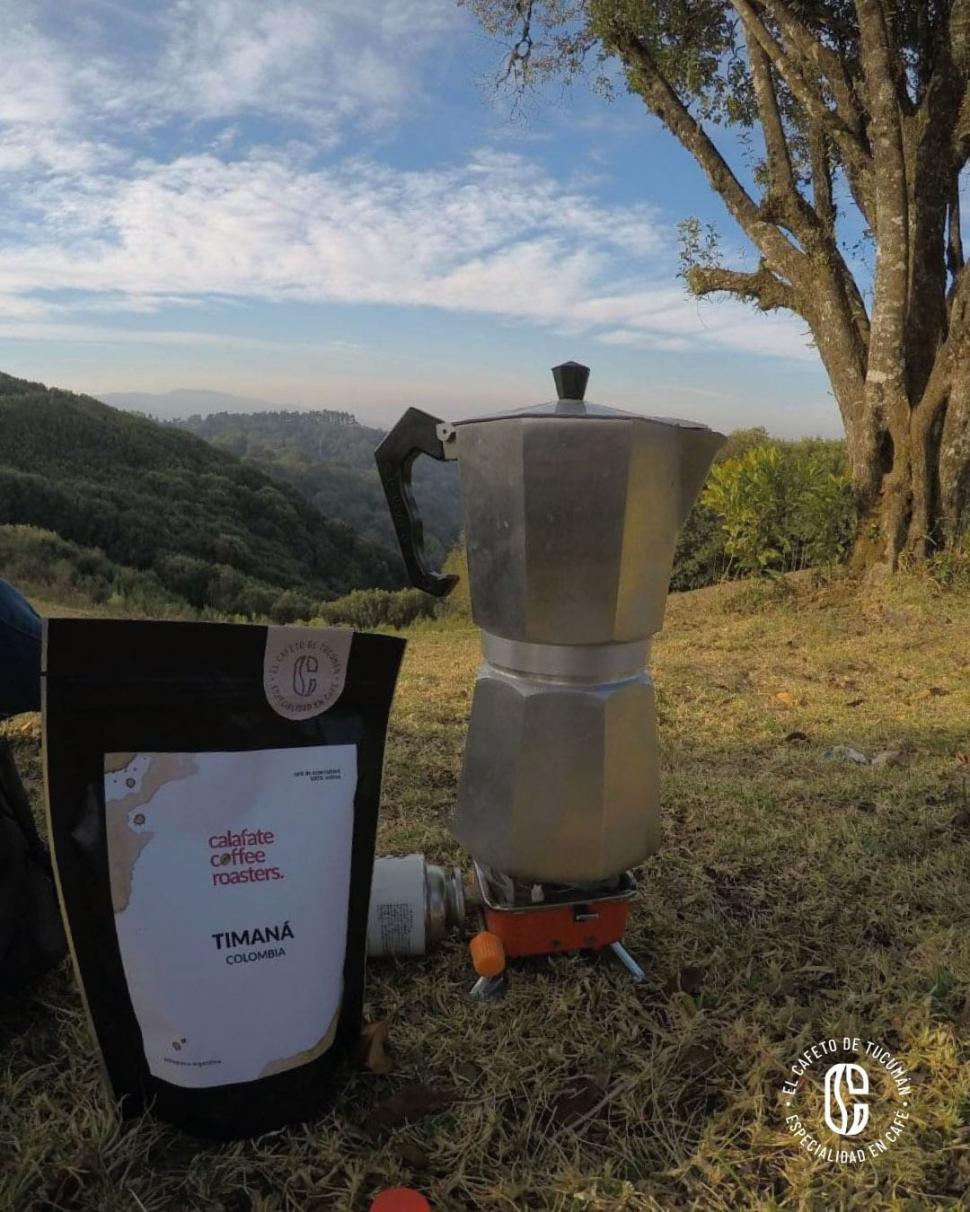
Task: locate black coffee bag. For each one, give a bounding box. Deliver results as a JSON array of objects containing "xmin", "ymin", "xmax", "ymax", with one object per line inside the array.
[{"xmin": 43, "ymin": 619, "xmax": 404, "ymax": 1138}]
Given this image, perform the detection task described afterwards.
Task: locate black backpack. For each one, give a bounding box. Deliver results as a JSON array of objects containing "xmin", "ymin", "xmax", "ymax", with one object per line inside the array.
[{"xmin": 0, "ymin": 738, "xmax": 66, "ymax": 993}]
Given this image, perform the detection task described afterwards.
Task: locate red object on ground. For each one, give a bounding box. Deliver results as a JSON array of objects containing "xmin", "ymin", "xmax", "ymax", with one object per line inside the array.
[
  {"xmin": 370, "ymin": 1188, "xmax": 431, "ymax": 1212},
  {"xmin": 483, "ymin": 897, "xmax": 631, "ymax": 958},
  {"xmin": 469, "ymin": 929, "xmax": 506, "ymax": 976}
]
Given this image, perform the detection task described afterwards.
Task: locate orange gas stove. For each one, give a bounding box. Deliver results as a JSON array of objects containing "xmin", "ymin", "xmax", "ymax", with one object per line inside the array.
[{"xmin": 468, "ymin": 863, "xmax": 644, "ymax": 991}]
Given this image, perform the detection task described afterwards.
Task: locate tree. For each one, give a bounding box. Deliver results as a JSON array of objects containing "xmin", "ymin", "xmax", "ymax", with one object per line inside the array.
[{"xmin": 463, "ymin": 0, "xmax": 970, "ymax": 567}]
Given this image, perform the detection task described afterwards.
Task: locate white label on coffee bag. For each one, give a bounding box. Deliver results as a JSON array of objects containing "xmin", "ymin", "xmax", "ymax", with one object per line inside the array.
[
  {"xmin": 262, "ymin": 627, "xmax": 352, "ymax": 720},
  {"xmin": 104, "ymin": 745, "xmax": 357, "ymax": 1088}
]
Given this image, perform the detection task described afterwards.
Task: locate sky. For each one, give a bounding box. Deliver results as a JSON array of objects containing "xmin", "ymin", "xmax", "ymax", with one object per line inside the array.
[{"xmin": 0, "ymin": 0, "xmax": 843, "ymax": 436}]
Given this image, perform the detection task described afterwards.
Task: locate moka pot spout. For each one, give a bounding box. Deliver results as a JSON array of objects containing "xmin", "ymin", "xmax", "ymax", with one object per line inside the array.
[{"xmin": 676, "ymin": 426, "xmax": 727, "ymax": 527}]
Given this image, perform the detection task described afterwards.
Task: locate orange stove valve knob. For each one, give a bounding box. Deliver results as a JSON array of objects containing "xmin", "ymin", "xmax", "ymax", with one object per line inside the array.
[{"xmin": 469, "ymin": 931, "xmax": 506, "ymax": 977}]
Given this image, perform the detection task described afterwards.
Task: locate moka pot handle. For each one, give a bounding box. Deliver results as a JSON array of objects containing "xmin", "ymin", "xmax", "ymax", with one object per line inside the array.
[{"xmin": 374, "ymin": 408, "xmax": 458, "ymax": 598}]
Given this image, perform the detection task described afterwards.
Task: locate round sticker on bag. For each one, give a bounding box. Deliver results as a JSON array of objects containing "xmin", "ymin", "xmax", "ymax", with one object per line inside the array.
[{"xmin": 263, "ymin": 627, "xmax": 353, "ymax": 720}]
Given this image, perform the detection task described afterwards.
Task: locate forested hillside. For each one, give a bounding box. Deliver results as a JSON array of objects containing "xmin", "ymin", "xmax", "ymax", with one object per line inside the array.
[
  {"xmin": 0, "ymin": 373, "xmax": 400, "ymax": 619},
  {"xmin": 174, "ymin": 409, "xmax": 462, "ymax": 569}
]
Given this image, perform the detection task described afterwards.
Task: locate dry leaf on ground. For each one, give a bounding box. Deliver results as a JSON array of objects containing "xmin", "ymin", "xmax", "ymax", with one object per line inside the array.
[
  {"xmin": 550, "ymin": 1074, "xmax": 608, "ymax": 1127},
  {"xmin": 392, "ymin": 1140, "xmax": 431, "ymax": 1168},
  {"xmin": 358, "ymin": 1020, "xmax": 394, "ymax": 1076},
  {"xmin": 365, "ymin": 1085, "xmax": 460, "ymax": 1137},
  {"xmin": 663, "ymin": 966, "xmax": 705, "ymax": 997}
]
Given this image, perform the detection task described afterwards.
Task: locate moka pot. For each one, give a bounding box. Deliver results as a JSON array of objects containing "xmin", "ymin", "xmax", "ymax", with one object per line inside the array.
[{"xmin": 376, "ymin": 363, "xmax": 724, "ymax": 884}]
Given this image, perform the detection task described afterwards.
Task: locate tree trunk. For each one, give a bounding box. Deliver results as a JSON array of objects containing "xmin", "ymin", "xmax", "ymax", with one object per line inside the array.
[
  {"xmin": 939, "ymin": 367, "xmax": 970, "ymax": 536},
  {"xmin": 842, "ymin": 344, "xmax": 970, "ymax": 570}
]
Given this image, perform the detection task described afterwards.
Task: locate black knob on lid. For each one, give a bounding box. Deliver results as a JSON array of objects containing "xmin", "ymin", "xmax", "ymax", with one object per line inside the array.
[{"xmin": 552, "ymin": 361, "xmax": 590, "ymax": 401}]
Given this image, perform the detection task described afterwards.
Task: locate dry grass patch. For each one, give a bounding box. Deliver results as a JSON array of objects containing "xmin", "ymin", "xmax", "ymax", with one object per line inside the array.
[{"xmin": 2, "ymin": 576, "xmax": 969, "ymax": 1209}]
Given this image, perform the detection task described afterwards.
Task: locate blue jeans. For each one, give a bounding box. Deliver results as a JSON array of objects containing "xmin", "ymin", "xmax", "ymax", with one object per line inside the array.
[{"xmin": 0, "ymin": 579, "xmax": 41, "ymax": 717}]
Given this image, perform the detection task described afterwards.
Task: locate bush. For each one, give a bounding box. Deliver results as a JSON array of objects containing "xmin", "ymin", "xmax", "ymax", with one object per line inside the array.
[
  {"xmin": 316, "ymin": 587, "xmax": 437, "ymax": 631},
  {"xmin": 269, "ymin": 588, "xmax": 318, "ymax": 624},
  {"xmin": 700, "ymin": 440, "xmax": 855, "ymax": 579},
  {"xmin": 0, "ymin": 524, "xmax": 189, "ymax": 615},
  {"xmin": 670, "ymin": 500, "xmax": 731, "ymax": 591},
  {"xmin": 926, "ymin": 530, "xmax": 970, "ymax": 591}
]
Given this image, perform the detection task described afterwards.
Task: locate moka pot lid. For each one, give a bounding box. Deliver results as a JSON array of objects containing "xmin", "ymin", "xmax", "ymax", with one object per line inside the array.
[{"xmin": 453, "ymin": 362, "xmax": 715, "ymax": 429}]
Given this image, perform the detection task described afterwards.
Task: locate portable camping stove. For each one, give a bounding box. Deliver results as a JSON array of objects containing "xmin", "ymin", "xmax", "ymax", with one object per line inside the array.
[{"xmin": 470, "ymin": 862, "xmax": 645, "ymax": 985}]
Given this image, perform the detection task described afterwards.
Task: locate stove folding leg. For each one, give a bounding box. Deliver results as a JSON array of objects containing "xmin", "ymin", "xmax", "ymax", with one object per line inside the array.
[{"xmin": 609, "ymin": 940, "xmax": 645, "ymax": 982}]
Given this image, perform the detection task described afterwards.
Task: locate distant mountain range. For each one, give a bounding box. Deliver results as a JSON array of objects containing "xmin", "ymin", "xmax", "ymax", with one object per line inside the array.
[{"xmin": 0, "ymin": 372, "xmax": 401, "ymax": 619}]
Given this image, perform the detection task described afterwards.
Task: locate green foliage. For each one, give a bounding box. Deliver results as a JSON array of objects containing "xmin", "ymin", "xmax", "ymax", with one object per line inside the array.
[
  {"xmin": 438, "ymin": 545, "xmax": 472, "ymax": 618},
  {"xmin": 925, "ymin": 530, "xmax": 970, "ymax": 592},
  {"xmin": 314, "ymin": 587, "xmax": 438, "ymax": 631},
  {"xmin": 677, "ymin": 217, "xmax": 721, "ymax": 283},
  {"xmin": 175, "ymin": 410, "xmax": 462, "ymax": 574},
  {"xmin": 792, "ymin": 455, "xmax": 857, "ymax": 569},
  {"xmin": 0, "ymin": 525, "xmax": 190, "ymax": 616},
  {"xmin": 717, "ymin": 426, "xmax": 773, "ymax": 461},
  {"xmin": 700, "ymin": 439, "xmax": 855, "ymax": 579},
  {"xmin": 669, "ymin": 499, "xmax": 730, "ymax": 591},
  {"xmin": 0, "ymin": 372, "xmax": 400, "ymax": 618},
  {"xmin": 702, "ymin": 444, "xmax": 793, "ymax": 576},
  {"xmin": 0, "ymin": 371, "xmax": 861, "ymax": 613}
]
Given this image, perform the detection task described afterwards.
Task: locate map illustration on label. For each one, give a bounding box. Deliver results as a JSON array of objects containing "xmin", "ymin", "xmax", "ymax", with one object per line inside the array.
[{"xmin": 104, "ymin": 745, "xmax": 358, "ymax": 1088}]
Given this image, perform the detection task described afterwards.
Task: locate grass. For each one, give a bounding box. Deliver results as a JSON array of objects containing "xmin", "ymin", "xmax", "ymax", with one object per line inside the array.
[{"xmin": 2, "ymin": 574, "xmax": 969, "ymax": 1210}]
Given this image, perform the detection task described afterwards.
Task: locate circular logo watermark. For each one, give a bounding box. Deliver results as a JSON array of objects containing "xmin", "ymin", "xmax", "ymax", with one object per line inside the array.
[
  {"xmin": 782, "ymin": 1036, "xmax": 912, "ymax": 1166},
  {"xmin": 262, "ymin": 626, "xmax": 351, "ymax": 720}
]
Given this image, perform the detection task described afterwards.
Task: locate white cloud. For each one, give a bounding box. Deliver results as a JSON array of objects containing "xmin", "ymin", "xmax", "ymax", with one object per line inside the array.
[
  {"xmin": 599, "ymin": 329, "xmax": 692, "ymax": 352},
  {"xmin": 0, "ymin": 2, "xmax": 813, "ymax": 365},
  {"xmin": 0, "ymin": 19, "xmax": 70, "ymax": 127},
  {"xmin": 0, "ymin": 0, "xmax": 459, "ymax": 165},
  {"xmin": 0, "ymin": 5, "xmax": 118, "ymax": 173},
  {"xmin": 0, "ymin": 319, "xmax": 360, "ymax": 352},
  {"xmin": 0, "ymin": 147, "xmax": 812, "ymax": 360}
]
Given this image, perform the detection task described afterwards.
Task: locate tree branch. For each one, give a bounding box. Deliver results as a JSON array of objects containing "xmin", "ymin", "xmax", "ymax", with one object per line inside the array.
[
  {"xmin": 953, "ymin": 0, "xmax": 970, "ymax": 161},
  {"xmin": 501, "ymin": 0, "xmax": 535, "ymax": 82},
  {"xmin": 948, "ymin": 244, "xmax": 970, "ymax": 316},
  {"xmin": 734, "ymin": 1, "xmax": 876, "ymax": 227},
  {"xmin": 607, "ymin": 27, "xmax": 805, "ymax": 286},
  {"xmin": 948, "ymin": 184, "xmax": 965, "ymax": 284},
  {"xmin": 613, "ymin": 10, "xmax": 871, "ymax": 410},
  {"xmin": 761, "ymin": 0, "xmax": 866, "ymax": 137},
  {"xmin": 747, "ymin": 37, "xmax": 797, "ymax": 204},
  {"xmin": 729, "ymin": 1, "xmax": 870, "ymax": 161},
  {"xmin": 958, "ymin": 88, "xmax": 970, "ymax": 160},
  {"xmin": 917, "ymin": 262, "xmax": 970, "ymax": 418},
  {"xmin": 809, "ymin": 128, "xmax": 835, "ymax": 233},
  {"xmin": 687, "ymin": 262, "xmax": 798, "ymax": 311}
]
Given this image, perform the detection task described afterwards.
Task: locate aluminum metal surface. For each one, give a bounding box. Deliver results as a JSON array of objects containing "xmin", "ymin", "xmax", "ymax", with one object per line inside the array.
[
  {"xmin": 454, "ymin": 659, "xmax": 661, "ymax": 882},
  {"xmin": 425, "ymin": 862, "xmax": 465, "ymax": 943},
  {"xmin": 610, "ymin": 941, "xmax": 646, "ymax": 982},
  {"xmin": 455, "ymin": 400, "xmax": 712, "ymax": 426},
  {"xmin": 454, "ymin": 416, "xmax": 724, "ymax": 644},
  {"xmin": 366, "ymin": 856, "xmax": 465, "ymax": 957},
  {"xmin": 481, "ymin": 633, "xmax": 650, "ymax": 680},
  {"xmin": 473, "ymin": 861, "xmax": 636, "ymax": 913}
]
